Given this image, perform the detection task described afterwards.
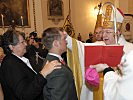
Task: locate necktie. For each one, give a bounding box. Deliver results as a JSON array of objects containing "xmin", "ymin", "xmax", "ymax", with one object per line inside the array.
[{"xmin": 60, "ymin": 59, "xmax": 65, "ymax": 65}]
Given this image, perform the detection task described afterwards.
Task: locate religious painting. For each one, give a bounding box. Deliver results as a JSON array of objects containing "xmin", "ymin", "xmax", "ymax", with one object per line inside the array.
[
  {"xmin": 47, "ymin": 0, "xmax": 64, "ymax": 20},
  {"xmin": 0, "ymin": 0, "xmax": 30, "ymax": 27},
  {"xmin": 122, "ymin": 14, "xmax": 133, "ymax": 43},
  {"xmin": 125, "ymin": 23, "xmax": 130, "ymax": 32}
]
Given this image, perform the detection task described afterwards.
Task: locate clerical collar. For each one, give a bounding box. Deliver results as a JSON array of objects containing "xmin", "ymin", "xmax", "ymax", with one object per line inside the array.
[{"xmin": 48, "ymin": 53, "xmax": 63, "ymax": 61}]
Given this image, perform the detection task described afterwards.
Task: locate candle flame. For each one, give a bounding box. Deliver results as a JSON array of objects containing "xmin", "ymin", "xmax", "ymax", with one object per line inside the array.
[
  {"xmin": 21, "ymin": 16, "xmax": 23, "ymax": 19},
  {"xmin": 1, "ymin": 14, "xmax": 3, "ymax": 17}
]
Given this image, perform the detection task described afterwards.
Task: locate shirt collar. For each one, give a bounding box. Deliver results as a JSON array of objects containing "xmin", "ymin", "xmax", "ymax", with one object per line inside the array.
[
  {"xmin": 12, "ymin": 53, "xmax": 37, "ymax": 73},
  {"xmin": 48, "ymin": 53, "xmax": 63, "ymax": 61}
]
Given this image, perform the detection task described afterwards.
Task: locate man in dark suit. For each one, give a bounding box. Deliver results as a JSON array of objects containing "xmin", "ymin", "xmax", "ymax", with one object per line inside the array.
[
  {"xmin": 0, "ymin": 29, "xmax": 61, "ymax": 100},
  {"xmin": 86, "ymin": 33, "xmax": 93, "ymax": 43},
  {"xmin": 24, "ymin": 32, "xmax": 48, "ymax": 72},
  {"xmin": 42, "ymin": 27, "xmax": 78, "ymax": 100}
]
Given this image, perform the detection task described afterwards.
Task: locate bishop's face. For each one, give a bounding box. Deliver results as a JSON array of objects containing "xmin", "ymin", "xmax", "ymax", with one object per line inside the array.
[{"xmin": 102, "ymin": 28, "xmax": 116, "ymax": 45}]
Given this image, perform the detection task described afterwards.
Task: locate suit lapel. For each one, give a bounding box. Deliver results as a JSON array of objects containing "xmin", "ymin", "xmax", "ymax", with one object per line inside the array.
[{"xmin": 11, "ymin": 54, "xmax": 36, "ymax": 74}]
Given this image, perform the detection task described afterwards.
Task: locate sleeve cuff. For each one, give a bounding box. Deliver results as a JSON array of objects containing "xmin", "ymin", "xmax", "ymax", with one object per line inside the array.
[{"xmin": 103, "ymin": 67, "xmax": 114, "ymax": 76}]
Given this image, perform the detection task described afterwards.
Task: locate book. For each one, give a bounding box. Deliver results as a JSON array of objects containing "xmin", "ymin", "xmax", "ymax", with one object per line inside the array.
[{"xmin": 84, "ymin": 45, "xmax": 124, "ymax": 70}]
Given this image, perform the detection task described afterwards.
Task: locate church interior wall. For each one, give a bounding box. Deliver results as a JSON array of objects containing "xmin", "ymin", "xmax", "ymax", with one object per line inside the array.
[{"xmin": 0, "ymin": 0, "xmax": 133, "ymax": 42}]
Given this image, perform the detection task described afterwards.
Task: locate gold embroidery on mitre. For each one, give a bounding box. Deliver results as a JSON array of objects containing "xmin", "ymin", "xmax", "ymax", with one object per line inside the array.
[
  {"xmin": 103, "ymin": 5, "xmax": 113, "ymax": 28},
  {"xmin": 95, "ymin": 14, "xmax": 103, "ymax": 29},
  {"xmin": 103, "ymin": 5, "xmax": 122, "ymax": 29}
]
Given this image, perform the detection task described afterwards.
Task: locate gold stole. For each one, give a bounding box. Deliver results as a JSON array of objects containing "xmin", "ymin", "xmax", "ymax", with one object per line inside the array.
[
  {"xmin": 67, "ymin": 38, "xmax": 104, "ymax": 100},
  {"xmin": 67, "ymin": 38, "xmax": 83, "ymax": 100},
  {"xmin": 93, "ymin": 73, "xmax": 104, "ymax": 100}
]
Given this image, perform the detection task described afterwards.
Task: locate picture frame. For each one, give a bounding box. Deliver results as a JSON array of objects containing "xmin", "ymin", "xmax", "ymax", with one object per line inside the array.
[
  {"xmin": 47, "ymin": 0, "xmax": 64, "ymax": 20},
  {"xmin": 0, "ymin": 0, "xmax": 30, "ymax": 27},
  {"xmin": 122, "ymin": 14, "xmax": 133, "ymax": 42}
]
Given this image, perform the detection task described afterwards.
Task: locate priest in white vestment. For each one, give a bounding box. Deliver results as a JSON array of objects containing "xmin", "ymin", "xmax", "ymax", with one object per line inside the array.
[
  {"xmin": 66, "ymin": 4, "xmax": 133, "ymax": 100},
  {"xmin": 91, "ymin": 5, "xmax": 133, "ymax": 100}
]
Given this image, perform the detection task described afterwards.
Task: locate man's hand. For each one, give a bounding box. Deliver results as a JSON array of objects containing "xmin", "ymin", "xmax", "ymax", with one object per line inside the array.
[
  {"xmin": 40, "ymin": 60, "xmax": 61, "ymax": 77},
  {"xmin": 117, "ymin": 61, "xmax": 126, "ymax": 76},
  {"xmin": 90, "ymin": 64, "xmax": 109, "ymax": 72}
]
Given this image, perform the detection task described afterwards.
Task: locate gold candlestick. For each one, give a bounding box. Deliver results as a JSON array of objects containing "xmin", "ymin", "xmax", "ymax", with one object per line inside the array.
[
  {"xmin": 21, "ymin": 16, "xmax": 25, "ymax": 32},
  {"xmin": 21, "ymin": 16, "xmax": 24, "ymax": 26}
]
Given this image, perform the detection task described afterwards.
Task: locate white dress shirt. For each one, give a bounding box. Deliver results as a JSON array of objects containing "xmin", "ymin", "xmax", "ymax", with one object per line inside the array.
[{"xmin": 12, "ymin": 53, "xmax": 37, "ymax": 74}]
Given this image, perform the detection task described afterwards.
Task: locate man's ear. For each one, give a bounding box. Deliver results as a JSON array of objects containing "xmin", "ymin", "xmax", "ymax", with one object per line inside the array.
[
  {"xmin": 116, "ymin": 31, "xmax": 121, "ymax": 38},
  {"xmin": 116, "ymin": 29, "xmax": 121, "ymax": 35},
  {"xmin": 53, "ymin": 40, "xmax": 59, "ymax": 48},
  {"xmin": 9, "ymin": 45, "xmax": 13, "ymax": 50}
]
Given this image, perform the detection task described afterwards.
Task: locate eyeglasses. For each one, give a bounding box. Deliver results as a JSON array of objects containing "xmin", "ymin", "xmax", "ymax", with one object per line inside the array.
[{"xmin": 102, "ymin": 31, "xmax": 114, "ymax": 34}]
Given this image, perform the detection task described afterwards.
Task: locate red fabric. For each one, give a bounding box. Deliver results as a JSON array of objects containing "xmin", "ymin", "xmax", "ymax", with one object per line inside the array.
[
  {"xmin": 60, "ymin": 59, "xmax": 65, "ymax": 65},
  {"xmin": 84, "ymin": 45, "xmax": 124, "ymax": 71},
  {"xmin": 117, "ymin": 8, "xmax": 124, "ymax": 17}
]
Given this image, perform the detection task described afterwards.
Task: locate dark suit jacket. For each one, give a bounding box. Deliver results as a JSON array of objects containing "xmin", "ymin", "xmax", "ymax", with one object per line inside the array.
[
  {"xmin": 0, "ymin": 54, "xmax": 47, "ymax": 100},
  {"xmin": 24, "ymin": 44, "xmax": 48, "ymax": 72},
  {"xmin": 86, "ymin": 39, "xmax": 93, "ymax": 43},
  {"xmin": 43, "ymin": 54, "xmax": 78, "ymax": 100}
]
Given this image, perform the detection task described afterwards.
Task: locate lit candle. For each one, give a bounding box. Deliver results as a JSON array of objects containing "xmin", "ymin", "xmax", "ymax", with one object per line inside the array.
[
  {"xmin": 21, "ymin": 16, "xmax": 24, "ymax": 26},
  {"xmin": 1, "ymin": 14, "xmax": 4, "ymax": 27}
]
